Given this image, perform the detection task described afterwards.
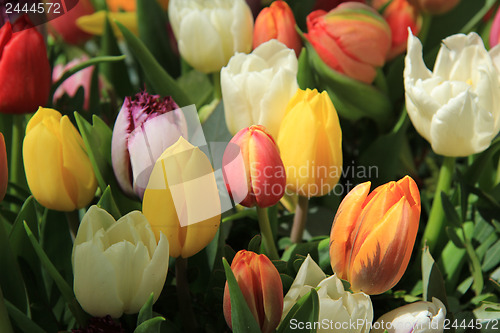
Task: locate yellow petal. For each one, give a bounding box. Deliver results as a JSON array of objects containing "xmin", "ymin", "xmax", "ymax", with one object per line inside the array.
[{"xmin": 76, "ymin": 10, "xmax": 138, "ymax": 37}]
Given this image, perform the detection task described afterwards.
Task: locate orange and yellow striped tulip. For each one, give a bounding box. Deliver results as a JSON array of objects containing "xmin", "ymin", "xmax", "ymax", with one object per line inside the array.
[{"xmin": 329, "ymin": 176, "xmax": 421, "ymax": 295}]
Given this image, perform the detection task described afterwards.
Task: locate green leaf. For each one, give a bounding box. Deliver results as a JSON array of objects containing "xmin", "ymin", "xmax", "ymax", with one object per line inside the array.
[
  {"xmin": 23, "ymin": 222, "xmax": 88, "ymax": 328},
  {"xmin": 482, "ymin": 240, "xmax": 500, "ymax": 272},
  {"xmin": 445, "ymin": 227, "xmax": 465, "ymax": 249},
  {"xmin": 137, "ymin": 0, "xmax": 180, "ymax": 77},
  {"xmin": 4, "ymin": 299, "xmax": 45, "ymax": 333},
  {"xmin": 248, "ymin": 235, "xmax": 262, "ymax": 254},
  {"xmin": 8, "ymin": 196, "xmax": 39, "ymax": 270},
  {"xmin": 97, "ymin": 186, "xmax": 122, "ymax": 220},
  {"xmin": 222, "ymin": 258, "xmax": 262, "ymax": 333},
  {"xmin": 441, "ymin": 193, "xmax": 462, "ymax": 228},
  {"xmin": 177, "ymin": 71, "xmax": 213, "ymax": 109},
  {"xmin": 74, "ymin": 112, "xmax": 113, "ymax": 192},
  {"xmin": 0, "ymin": 286, "xmax": 14, "ymax": 333},
  {"xmin": 277, "ymin": 288, "xmax": 320, "ymax": 333},
  {"xmin": 201, "ymin": 101, "xmax": 232, "ymax": 143},
  {"xmin": 134, "ymin": 317, "xmax": 165, "ymax": 333},
  {"xmin": 116, "ymin": 22, "xmax": 192, "ymax": 107},
  {"xmin": 422, "ymin": 247, "xmax": 449, "ymax": 306},
  {"xmin": 297, "ymin": 47, "xmax": 313, "ymax": 89},
  {"xmin": 137, "ymin": 293, "xmax": 155, "ymax": 326}
]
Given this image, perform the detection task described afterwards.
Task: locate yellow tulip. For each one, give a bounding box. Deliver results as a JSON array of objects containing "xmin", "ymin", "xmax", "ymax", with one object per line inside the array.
[
  {"xmin": 76, "ymin": 11, "xmax": 138, "ymax": 37},
  {"xmin": 277, "ymin": 88, "xmax": 342, "ymax": 197},
  {"xmin": 142, "ymin": 137, "xmax": 221, "ymax": 258},
  {"xmin": 23, "ymin": 107, "xmax": 97, "ymax": 211},
  {"xmin": 107, "ymin": 0, "xmax": 169, "ymax": 12}
]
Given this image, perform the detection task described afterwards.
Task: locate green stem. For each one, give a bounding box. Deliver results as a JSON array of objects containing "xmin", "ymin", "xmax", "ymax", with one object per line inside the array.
[
  {"xmin": 418, "ymin": 14, "xmax": 432, "ymax": 46},
  {"xmin": 66, "ymin": 211, "xmax": 80, "ymax": 242},
  {"xmin": 290, "ymin": 196, "xmax": 309, "ymax": 244},
  {"xmin": 0, "ymin": 286, "xmax": 14, "ymax": 333},
  {"xmin": 212, "ymin": 72, "xmax": 222, "ymax": 100},
  {"xmin": 421, "ymin": 156, "xmax": 456, "ymax": 254},
  {"xmin": 9, "ymin": 115, "xmax": 26, "ymax": 191},
  {"xmin": 175, "ymin": 257, "xmax": 198, "ymax": 333},
  {"xmin": 256, "ymin": 207, "xmax": 279, "ymax": 260}
]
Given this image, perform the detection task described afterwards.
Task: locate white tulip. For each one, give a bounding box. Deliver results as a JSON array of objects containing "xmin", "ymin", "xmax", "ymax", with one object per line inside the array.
[
  {"xmin": 283, "ymin": 255, "xmax": 373, "ymax": 333},
  {"xmin": 371, "ymin": 298, "xmax": 446, "ymax": 333},
  {"xmin": 168, "ymin": 0, "xmax": 253, "ymax": 73},
  {"xmin": 72, "ymin": 206, "xmax": 169, "ymax": 318},
  {"xmin": 221, "ymin": 39, "xmax": 298, "ymax": 139},
  {"xmin": 404, "ymin": 30, "xmax": 500, "ymax": 156}
]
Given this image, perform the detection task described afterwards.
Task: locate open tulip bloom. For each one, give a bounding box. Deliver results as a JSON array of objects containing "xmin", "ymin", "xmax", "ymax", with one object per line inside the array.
[{"xmin": 2, "ymin": 2, "xmax": 500, "ymax": 332}]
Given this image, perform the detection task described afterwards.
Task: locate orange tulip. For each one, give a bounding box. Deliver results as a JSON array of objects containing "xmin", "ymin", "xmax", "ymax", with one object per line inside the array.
[
  {"xmin": 329, "ymin": 176, "xmax": 420, "ymax": 295},
  {"xmin": 223, "ymin": 250, "xmax": 283, "ymax": 333},
  {"xmin": 0, "ymin": 133, "xmax": 7, "ymax": 202},
  {"xmin": 253, "ymin": 0, "xmax": 302, "ymax": 56},
  {"xmin": 408, "ymin": 0, "xmax": 459, "ymax": 15}
]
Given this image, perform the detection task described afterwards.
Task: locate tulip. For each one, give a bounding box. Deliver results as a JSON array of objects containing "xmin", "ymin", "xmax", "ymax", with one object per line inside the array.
[
  {"xmin": 47, "ymin": 0, "xmax": 95, "ymax": 44},
  {"xmin": 222, "ymin": 125, "xmax": 286, "ymax": 208},
  {"xmin": 0, "ymin": 133, "xmax": 7, "ymax": 202},
  {"xmin": 277, "ymin": 88, "xmax": 342, "ymax": 197},
  {"xmin": 111, "ymin": 91, "xmax": 187, "ymax": 199},
  {"xmin": 168, "ymin": 0, "xmax": 253, "ymax": 73},
  {"xmin": 408, "ymin": 0, "xmax": 459, "ymax": 15},
  {"xmin": 283, "ymin": 255, "xmax": 373, "ymax": 333},
  {"xmin": 371, "ymin": 298, "xmax": 446, "ymax": 333},
  {"xmin": 404, "ymin": 31, "xmax": 500, "ymax": 156},
  {"xmin": 313, "ymin": 0, "xmax": 364, "ymax": 12},
  {"xmin": 0, "ymin": 16, "xmax": 51, "ymax": 114},
  {"xmin": 222, "ymin": 39, "xmax": 298, "ymax": 139},
  {"xmin": 372, "ymin": 0, "xmax": 422, "ymax": 59},
  {"xmin": 490, "ymin": 7, "xmax": 500, "ymax": 48},
  {"xmin": 142, "ymin": 137, "xmax": 221, "ymax": 258},
  {"xmin": 76, "ymin": 10, "xmax": 138, "ymax": 37},
  {"xmin": 72, "ymin": 206, "xmax": 169, "ymax": 318},
  {"xmin": 223, "ymin": 250, "xmax": 283, "ymax": 333},
  {"xmin": 107, "ymin": 0, "xmax": 170, "ymax": 11},
  {"xmin": 23, "ymin": 107, "xmax": 98, "ymax": 211},
  {"xmin": 253, "ymin": 1, "xmax": 302, "ymax": 56},
  {"xmin": 329, "ymin": 176, "xmax": 420, "ymax": 295},
  {"xmin": 304, "ymin": 3, "xmax": 391, "ymax": 84}
]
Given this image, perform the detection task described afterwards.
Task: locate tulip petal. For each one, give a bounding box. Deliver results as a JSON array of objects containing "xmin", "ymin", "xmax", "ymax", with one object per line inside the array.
[
  {"xmin": 256, "ymin": 255, "xmax": 283, "ymax": 333},
  {"xmin": 73, "ymin": 206, "xmax": 116, "ymax": 250},
  {"xmin": 404, "ymin": 31, "xmax": 432, "ymax": 81},
  {"xmin": 76, "ymin": 11, "xmax": 138, "ymax": 37}
]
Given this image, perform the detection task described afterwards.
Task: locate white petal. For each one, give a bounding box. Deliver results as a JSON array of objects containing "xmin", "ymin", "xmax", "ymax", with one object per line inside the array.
[
  {"xmin": 404, "ymin": 31, "xmax": 432, "ymax": 82},
  {"xmin": 111, "ymin": 107, "xmax": 135, "ymax": 196},
  {"xmin": 73, "ymin": 206, "xmax": 115, "ymax": 249}
]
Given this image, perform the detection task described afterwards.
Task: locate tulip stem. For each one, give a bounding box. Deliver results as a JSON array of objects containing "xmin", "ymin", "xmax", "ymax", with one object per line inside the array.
[
  {"xmin": 175, "ymin": 257, "xmax": 198, "ymax": 333},
  {"xmin": 256, "ymin": 207, "xmax": 279, "ymax": 260},
  {"xmin": 66, "ymin": 211, "xmax": 80, "ymax": 242},
  {"xmin": 212, "ymin": 72, "xmax": 222, "ymax": 100},
  {"xmin": 422, "ymin": 156, "xmax": 456, "ymax": 255},
  {"xmin": 9, "ymin": 115, "xmax": 26, "ymax": 191},
  {"xmin": 290, "ymin": 196, "xmax": 309, "ymax": 243}
]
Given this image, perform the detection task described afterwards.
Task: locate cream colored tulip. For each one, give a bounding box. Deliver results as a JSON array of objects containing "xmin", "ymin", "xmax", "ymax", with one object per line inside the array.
[
  {"xmin": 168, "ymin": 0, "xmax": 253, "ymax": 73},
  {"xmin": 222, "ymin": 39, "xmax": 298, "ymax": 138},
  {"xmin": 283, "ymin": 255, "xmax": 373, "ymax": 333},
  {"xmin": 72, "ymin": 206, "xmax": 169, "ymax": 318},
  {"xmin": 404, "ymin": 31, "xmax": 500, "ymax": 156}
]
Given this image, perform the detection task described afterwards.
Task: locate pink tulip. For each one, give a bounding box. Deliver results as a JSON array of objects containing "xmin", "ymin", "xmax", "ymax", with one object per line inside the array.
[{"xmin": 490, "ymin": 6, "xmax": 500, "ymax": 48}]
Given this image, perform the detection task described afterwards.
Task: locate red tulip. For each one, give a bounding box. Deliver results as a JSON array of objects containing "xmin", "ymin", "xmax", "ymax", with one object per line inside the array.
[
  {"xmin": 222, "ymin": 125, "xmax": 286, "ymax": 208},
  {"xmin": 47, "ymin": 0, "xmax": 95, "ymax": 45},
  {"xmin": 223, "ymin": 250, "xmax": 283, "ymax": 333},
  {"xmin": 0, "ymin": 15, "xmax": 51, "ymax": 114},
  {"xmin": 0, "ymin": 132, "xmax": 7, "ymax": 202},
  {"xmin": 253, "ymin": 0, "xmax": 302, "ymax": 56},
  {"xmin": 304, "ymin": 3, "xmax": 391, "ymax": 84},
  {"xmin": 329, "ymin": 176, "xmax": 421, "ymax": 295}
]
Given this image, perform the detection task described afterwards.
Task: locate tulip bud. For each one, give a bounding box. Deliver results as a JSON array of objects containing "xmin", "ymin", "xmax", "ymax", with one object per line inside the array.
[
  {"xmin": 47, "ymin": 0, "xmax": 95, "ymax": 45},
  {"xmin": 222, "ymin": 125, "xmax": 286, "ymax": 208},
  {"xmin": 404, "ymin": 31, "xmax": 500, "ymax": 156},
  {"xmin": 277, "ymin": 89, "xmax": 342, "ymax": 197},
  {"xmin": 222, "ymin": 39, "xmax": 298, "ymax": 139},
  {"xmin": 313, "ymin": 0, "xmax": 365, "ymax": 12},
  {"xmin": 23, "ymin": 107, "xmax": 98, "ymax": 211},
  {"xmin": 305, "ymin": 3, "xmax": 391, "ymax": 84},
  {"xmin": 111, "ymin": 91, "xmax": 187, "ymax": 199},
  {"xmin": 371, "ymin": 0, "xmax": 422, "ymax": 59},
  {"xmin": 107, "ymin": 0, "xmax": 170, "ymax": 11},
  {"xmin": 283, "ymin": 255, "xmax": 373, "ymax": 333},
  {"xmin": 371, "ymin": 298, "xmax": 446, "ymax": 333},
  {"xmin": 329, "ymin": 176, "xmax": 421, "ymax": 295},
  {"xmin": 0, "ymin": 16, "xmax": 51, "ymax": 114},
  {"xmin": 168, "ymin": 0, "xmax": 254, "ymax": 73},
  {"xmin": 223, "ymin": 250, "xmax": 283, "ymax": 333},
  {"xmin": 408, "ymin": 0, "xmax": 459, "ymax": 15},
  {"xmin": 491, "ymin": 7, "xmax": 500, "ymax": 48},
  {"xmin": 253, "ymin": 1, "xmax": 302, "ymax": 56},
  {"xmin": 72, "ymin": 206, "xmax": 169, "ymax": 318},
  {"xmin": 0, "ymin": 133, "xmax": 7, "ymax": 203},
  {"xmin": 142, "ymin": 137, "xmax": 221, "ymax": 258}
]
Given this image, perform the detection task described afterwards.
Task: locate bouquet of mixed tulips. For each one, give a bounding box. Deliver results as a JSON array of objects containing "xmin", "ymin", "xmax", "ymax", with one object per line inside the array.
[{"xmin": 0, "ymin": 0, "xmax": 499, "ymax": 332}]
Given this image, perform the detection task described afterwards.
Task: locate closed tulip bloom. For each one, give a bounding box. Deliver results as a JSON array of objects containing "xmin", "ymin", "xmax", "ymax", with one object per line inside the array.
[
  {"xmin": 142, "ymin": 137, "xmax": 221, "ymax": 258},
  {"xmin": 76, "ymin": 11, "xmax": 139, "ymax": 37},
  {"xmin": 107, "ymin": 0, "xmax": 170, "ymax": 11},
  {"xmin": 72, "ymin": 206, "xmax": 169, "ymax": 318},
  {"xmin": 408, "ymin": 0, "xmax": 459, "ymax": 15},
  {"xmin": 277, "ymin": 89, "xmax": 342, "ymax": 197},
  {"xmin": 222, "ymin": 39, "xmax": 298, "ymax": 139},
  {"xmin": 223, "ymin": 250, "xmax": 283, "ymax": 333},
  {"xmin": 490, "ymin": 7, "xmax": 500, "ymax": 48},
  {"xmin": 283, "ymin": 255, "xmax": 373, "ymax": 333},
  {"xmin": 0, "ymin": 16, "xmax": 51, "ymax": 114},
  {"xmin": 404, "ymin": 31, "xmax": 500, "ymax": 156},
  {"xmin": 222, "ymin": 125, "xmax": 286, "ymax": 208},
  {"xmin": 23, "ymin": 107, "xmax": 97, "ymax": 211},
  {"xmin": 253, "ymin": 1, "xmax": 302, "ymax": 56},
  {"xmin": 0, "ymin": 133, "xmax": 7, "ymax": 203},
  {"xmin": 168, "ymin": 0, "xmax": 254, "ymax": 73},
  {"xmin": 372, "ymin": 298, "xmax": 446, "ymax": 333},
  {"xmin": 111, "ymin": 91, "xmax": 187, "ymax": 199},
  {"xmin": 47, "ymin": 0, "xmax": 95, "ymax": 44},
  {"xmin": 330, "ymin": 176, "xmax": 421, "ymax": 295},
  {"xmin": 305, "ymin": 3, "xmax": 391, "ymax": 84}
]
